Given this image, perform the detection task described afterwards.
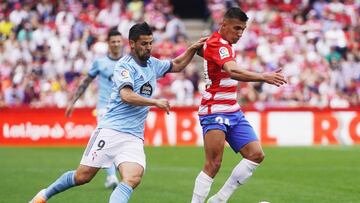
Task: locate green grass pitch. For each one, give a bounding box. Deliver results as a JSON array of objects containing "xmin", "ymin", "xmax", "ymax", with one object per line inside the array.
[{"xmin": 1, "ymin": 146, "xmax": 360, "ymax": 203}]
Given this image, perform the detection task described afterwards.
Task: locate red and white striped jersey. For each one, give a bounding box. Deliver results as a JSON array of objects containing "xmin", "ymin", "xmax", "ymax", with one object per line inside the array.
[{"xmin": 199, "ymin": 32, "xmax": 240, "ymax": 115}]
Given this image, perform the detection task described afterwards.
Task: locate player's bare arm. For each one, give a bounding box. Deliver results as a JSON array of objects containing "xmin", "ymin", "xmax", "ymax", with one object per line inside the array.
[
  {"xmin": 65, "ymin": 75, "xmax": 94, "ymax": 117},
  {"xmin": 170, "ymin": 37, "xmax": 207, "ymax": 72},
  {"xmin": 120, "ymin": 87, "xmax": 170, "ymax": 114},
  {"xmin": 223, "ymin": 61, "xmax": 287, "ymax": 86}
]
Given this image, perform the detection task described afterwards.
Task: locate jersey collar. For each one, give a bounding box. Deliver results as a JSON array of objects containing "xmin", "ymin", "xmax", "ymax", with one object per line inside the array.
[
  {"xmin": 214, "ymin": 32, "xmax": 230, "ymax": 45},
  {"xmin": 107, "ymin": 54, "xmax": 122, "ymax": 61}
]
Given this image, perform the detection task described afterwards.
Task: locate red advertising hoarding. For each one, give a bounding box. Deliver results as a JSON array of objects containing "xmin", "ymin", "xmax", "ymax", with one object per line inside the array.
[{"xmin": 0, "ymin": 107, "xmax": 359, "ymax": 146}]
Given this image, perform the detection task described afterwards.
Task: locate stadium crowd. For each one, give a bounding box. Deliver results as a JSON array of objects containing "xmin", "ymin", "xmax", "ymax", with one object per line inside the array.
[
  {"xmin": 0, "ymin": 0, "xmax": 359, "ymax": 109},
  {"xmin": 208, "ymin": 0, "xmax": 360, "ymax": 108}
]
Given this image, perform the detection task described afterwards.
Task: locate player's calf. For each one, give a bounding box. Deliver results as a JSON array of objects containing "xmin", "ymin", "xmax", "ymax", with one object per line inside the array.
[
  {"xmin": 74, "ymin": 165, "xmax": 99, "ymax": 185},
  {"xmin": 74, "ymin": 171, "xmax": 93, "ymax": 185},
  {"xmin": 29, "ymin": 170, "xmax": 76, "ymax": 203}
]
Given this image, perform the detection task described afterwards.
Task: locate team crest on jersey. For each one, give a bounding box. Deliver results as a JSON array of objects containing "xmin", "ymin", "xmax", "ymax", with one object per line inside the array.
[
  {"xmin": 140, "ymin": 82, "xmax": 153, "ymax": 96},
  {"xmin": 219, "ymin": 47, "xmax": 230, "ymax": 59},
  {"xmin": 120, "ymin": 69, "xmax": 129, "ymax": 79}
]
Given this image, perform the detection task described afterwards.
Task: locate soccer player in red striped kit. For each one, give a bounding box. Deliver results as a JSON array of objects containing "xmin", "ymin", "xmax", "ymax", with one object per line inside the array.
[{"xmin": 191, "ymin": 7, "xmax": 287, "ymax": 203}]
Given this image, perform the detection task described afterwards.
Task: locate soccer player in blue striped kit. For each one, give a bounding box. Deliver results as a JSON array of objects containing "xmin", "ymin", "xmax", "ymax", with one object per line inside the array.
[
  {"xmin": 29, "ymin": 22, "xmax": 206, "ymax": 203},
  {"xmin": 65, "ymin": 28, "xmax": 123, "ymax": 190}
]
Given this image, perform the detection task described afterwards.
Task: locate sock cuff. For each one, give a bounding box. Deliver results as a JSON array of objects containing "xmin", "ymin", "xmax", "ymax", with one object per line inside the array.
[
  {"xmin": 118, "ymin": 182, "xmax": 133, "ymax": 194},
  {"xmin": 69, "ymin": 170, "xmax": 76, "ymax": 186},
  {"xmin": 242, "ymin": 159, "xmax": 260, "ymax": 169},
  {"xmin": 199, "ymin": 171, "xmax": 214, "ymax": 183}
]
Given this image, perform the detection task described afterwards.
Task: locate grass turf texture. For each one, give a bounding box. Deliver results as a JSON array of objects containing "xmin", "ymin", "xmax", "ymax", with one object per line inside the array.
[{"xmin": 1, "ymin": 146, "xmax": 359, "ymax": 203}]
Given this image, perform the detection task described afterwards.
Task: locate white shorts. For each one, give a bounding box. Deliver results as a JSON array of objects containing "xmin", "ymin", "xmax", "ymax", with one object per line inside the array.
[{"xmin": 80, "ymin": 128, "xmax": 146, "ymax": 170}]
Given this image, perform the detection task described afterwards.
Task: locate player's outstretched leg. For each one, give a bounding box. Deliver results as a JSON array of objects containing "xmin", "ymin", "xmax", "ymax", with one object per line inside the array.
[
  {"xmin": 29, "ymin": 165, "xmax": 99, "ymax": 203},
  {"xmin": 105, "ymin": 164, "xmax": 119, "ymax": 189},
  {"xmin": 29, "ymin": 170, "xmax": 76, "ymax": 203}
]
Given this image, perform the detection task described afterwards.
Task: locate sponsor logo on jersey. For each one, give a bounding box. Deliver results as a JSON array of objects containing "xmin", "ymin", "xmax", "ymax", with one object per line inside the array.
[
  {"xmin": 219, "ymin": 47, "xmax": 230, "ymax": 59},
  {"xmin": 140, "ymin": 82, "xmax": 153, "ymax": 96}
]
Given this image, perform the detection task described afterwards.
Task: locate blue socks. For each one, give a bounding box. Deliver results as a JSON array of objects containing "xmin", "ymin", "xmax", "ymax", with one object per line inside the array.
[
  {"xmin": 44, "ymin": 170, "xmax": 76, "ymax": 200},
  {"xmin": 109, "ymin": 182, "xmax": 133, "ymax": 203},
  {"xmin": 42, "ymin": 170, "xmax": 132, "ymax": 202},
  {"xmin": 105, "ymin": 164, "xmax": 117, "ymax": 176}
]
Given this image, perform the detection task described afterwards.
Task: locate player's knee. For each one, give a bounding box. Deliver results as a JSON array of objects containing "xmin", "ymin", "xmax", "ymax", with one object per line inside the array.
[
  {"xmin": 123, "ymin": 175, "xmax": 142, "ymax": 189},
  {"xmin": 256, "ymin": 151, "xmax": 265, "ymax": 163},
  {"xmin": 246, "ymin": 151, "xmax": 265, "ymax": 163},
  {"xmin": 74, "ymin": 172, "xmax": 92, "ymax": 185}
]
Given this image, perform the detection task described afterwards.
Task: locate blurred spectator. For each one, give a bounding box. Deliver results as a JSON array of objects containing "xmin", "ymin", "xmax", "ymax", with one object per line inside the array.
[
  {"xmin": 127, "ymin": 0, "xmax": 144, "ymax": 22},
  {"xmin": 165, "ymin": 15, "xmax": 187, "ymax": 42},
  {"xmin": 9, "ymin": 3, "xmax": 28, "ymax": 26},
  {"xmin": 154, "ymin": 37, "xmax": 174, "ymax": 59},
  {"xmin": 170, "ymin": 72, "xmax": 195, "ymax": 106},
  {"xmin": 0, "ymin": 14, "xmax": 14, "ymax": 39},
  {"xmin": 97, "ymin": 1, "xmax": 123, "ymax": 28},
  {"xmin": 4, "ymin": 83, "xmax": 24, "ymax": 106},
  {"xmin": 174, "ymin": 34, "xmax": 188, "ymax": 56},
  {"xmin": 64, "ymin": 66, "xmax": 80, "ymax": 85}
]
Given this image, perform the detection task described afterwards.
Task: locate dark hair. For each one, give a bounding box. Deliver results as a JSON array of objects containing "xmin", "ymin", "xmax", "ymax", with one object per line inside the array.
[
  {"xmin": 224, "ymin": 7, "xmax": 248, "ymax": 22},
  {"xmin": 129, "ymin": 22, "xmax": 153, "ymax": 41},
  {"xmin": 107, "ymin": 28, "xmax": 122, "ymax": 41}
]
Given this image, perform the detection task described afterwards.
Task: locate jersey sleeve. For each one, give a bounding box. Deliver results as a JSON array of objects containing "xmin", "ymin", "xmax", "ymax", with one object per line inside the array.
[
  {"xmin": 208, "ymin": 44, "xmax": 235, "ymax": 68},
  {"xmin": 112, "ymin": 61, "xmax": 135, "ymax": 90},
  {"xmin": 88, "ymin": 59, "xmax": 99, "ymax": 78},
  {"xmin": 151, "ymin": 57, "xmax": 172, "ymax": 79}
]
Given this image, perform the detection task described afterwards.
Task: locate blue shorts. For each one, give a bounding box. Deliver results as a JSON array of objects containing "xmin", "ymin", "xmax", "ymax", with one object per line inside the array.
[{"xmin": 199, "ymin": 111, "xmax": 258, "ymax": 153}]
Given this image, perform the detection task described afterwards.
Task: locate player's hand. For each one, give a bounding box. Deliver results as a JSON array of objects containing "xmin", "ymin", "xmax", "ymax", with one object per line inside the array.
[
  {"xmin": 65, "ymin": 104, "xmax": 74, "ymax": 117},
  {"xmin": 196, "ymin": 47, "xmax": 204, "ymax": 57},
  {"xmin": 155, "ymin": 99, "xmax": 170, "ymax": 114},
  {"xmin": 191, "ymin": 37, "xmax": 208, "ymax": 52},
  {"xmin": 262, "ymin": 68, "xmax": 287, "ymax": 87}
]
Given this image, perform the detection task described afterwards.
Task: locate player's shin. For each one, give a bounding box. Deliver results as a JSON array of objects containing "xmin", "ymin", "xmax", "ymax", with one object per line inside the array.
[
  {"xmin": 209, "ymin": 159, "xmax": 259, "ymax": 202},
  {"xmin": 44, "ymin": 170, "xmax": 76, "ymax": 200},
  {"xmin": 191, "ymin": 171, "xmax": 214, "ymax": 203}
]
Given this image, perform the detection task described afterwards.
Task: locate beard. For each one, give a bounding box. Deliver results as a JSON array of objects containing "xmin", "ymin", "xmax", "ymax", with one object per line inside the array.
[
  {"xmin": 141, "ymin": 54, "xmax": 150, "ymax": 61},
  {"xmin": 136, "ymin": 49, "xmax": 151, "ymax": 62}
]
